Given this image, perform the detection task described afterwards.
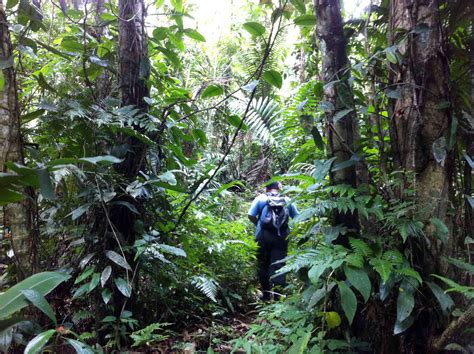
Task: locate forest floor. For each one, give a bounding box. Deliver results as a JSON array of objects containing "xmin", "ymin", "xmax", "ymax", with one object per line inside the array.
[{"xmin": 149, "ymin": 308, "xmax": 259, "ymax": 353}]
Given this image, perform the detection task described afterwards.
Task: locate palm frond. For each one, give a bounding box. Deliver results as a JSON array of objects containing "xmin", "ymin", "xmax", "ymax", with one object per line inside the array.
[{"xmin": 230, "ymin": 96, "xmax": 282, "ymax": 145}]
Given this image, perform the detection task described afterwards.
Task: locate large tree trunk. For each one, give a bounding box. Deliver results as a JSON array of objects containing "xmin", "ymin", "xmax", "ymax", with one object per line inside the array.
[
  {"xmin": 0, "ymin": 1, "xmax": 34, "ymax": 278},
  {"xmin": 388, "ymin": 1, "xmax": 460, "ymax": 352},
  {"xmin": 313, "ymin": 0, "xmax": 360, "ymax": 236},
  {"xmin": 388, "ymin": 0, "xmax": 454, "ymax": 276}
]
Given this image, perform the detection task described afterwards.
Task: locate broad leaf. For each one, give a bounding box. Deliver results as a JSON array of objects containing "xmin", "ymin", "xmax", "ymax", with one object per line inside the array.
[
  {"xmin": 114, "ymin": 278, "xmax": 131, "ymax": 298},
  {"xmin": 294, "ymin": 14, "xmax": 316, "ymax": 26},
  {"xmin": 262, "ymin": 70, "xmax": 283, "ymax": 89},
  {"xmin": 21, "ymin": 289, "xmax": 56, "ymax": 325},
  {"xmin": 311, "ymin": 126, "xmax": 324, "ymax": 150},
  {"xmin": 427, "ymin": 281, "xmax": 454, "ymax": 314},
  {"xmin": 396, "ymin": 280, "xmax": 416, "ymax": 324},
  {"xmin": 102, "ymin": 289, "xmax": 112, "ymax": 304},
  {"xmin": 66, "ymin": 338, "xmax": 95, "ymax": 354},
  {"xmin": 88, "ymin": 273, "xmax": 100, "ymax": 292},
  {"xmin": 0, "ymin": 272, "xmax": 70, "ymax": 319},
  {"xmin": 24, "ymin": 329, "xmax": 55, "ymax": 354},
  {"xmin": 308, "ymin": 263, "xmax": 327, "ymax": 285},
  {"xmin": 184, "ymin": 28, "xmax": 206, "ymax": 42},
  {"xmin": 394, "ymin": 315, "xmax": 414, "ymax": 335},
  {"xmin": 101, "ymin": 266, "xmax": 112, "ymax": 287},
  {"xmin": 242, "ymin": 22, "xmax": 265, "ymax": 36},
  {"xmin": 344, "ymin": 266, "xmax": 371, "ymax": 302},
  {"xmin": 201, "ymin": 84, "xmax": 224, "ymax": 99},
  {"xmin": 290, "ymin": 0, "xmax": 305, "ymax": 13},
  {"xmin": 338, "ymin": 281, "xmax": 357, "ymax": 324},
  {"xmin": 332, "ymin": 108, "xmax": 353, "ymax": 123},
  {"xmin": 106, "ymin": 251, "xmax": 132, "ymax": 271},
  {"xmin": 37, "ymin": 168, "xmax": 54, "ymax": 200}
]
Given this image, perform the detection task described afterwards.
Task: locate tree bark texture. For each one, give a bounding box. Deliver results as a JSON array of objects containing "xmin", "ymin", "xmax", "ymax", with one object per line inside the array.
[
  {"xmin": 117, "ymin": 0, "xmax": 149, "ymax": 179},
  {"xmin": 388, "ymin": 0, "xmax": 454, "ymax": 275},
  {"xmin": 388, "ymin": 1, "xmax": 462, "ymax": 352},
  {"xmin": 465, "ymin": 8, "xmax": 474, "ymax": 270},
  {"xmin": 313, "ymin": 0, "xmax": 360, "ymax": 233},
  {"xmin": 110, "ymin": 0, "xmax": 149, "ymax": 242},
  {"xmin": 0, "ymin": 1, "xmax": 34, "ymax": 278}
]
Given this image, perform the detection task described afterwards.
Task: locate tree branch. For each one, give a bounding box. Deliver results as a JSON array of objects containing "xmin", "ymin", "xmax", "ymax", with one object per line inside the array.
[{"xmin": 431, "ymin": 304, "xmax": 474, "ymax": 352}]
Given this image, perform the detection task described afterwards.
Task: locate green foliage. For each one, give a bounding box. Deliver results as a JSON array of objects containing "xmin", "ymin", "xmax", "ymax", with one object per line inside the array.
[
  {"xmin": 0, "ymin": 272, "xmax": 70, "ymax": 320},
  {"xmin": 0, "ymin": 0, "xmax": 471, "ymax": 352}
]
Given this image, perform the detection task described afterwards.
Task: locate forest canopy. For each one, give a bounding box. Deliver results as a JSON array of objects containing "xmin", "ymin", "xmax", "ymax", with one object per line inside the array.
[{"xmin": 0, "ymin": 0, "xmax": 473, "ymax": 353}]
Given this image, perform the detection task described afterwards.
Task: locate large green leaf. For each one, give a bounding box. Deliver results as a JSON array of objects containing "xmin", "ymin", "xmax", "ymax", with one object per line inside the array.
[
  {"xmin": 308, "ymin": 263, "xmax": 328, "ymax": 285},
  {"xmin": 290, "ymin": 0, "xmax": 305, "ymax": 13},
  {"xmin": 427, "ymin": 281, "xmax": 454, "ymax": 314},
  {"xmin": 114, "ymin": 278, "xmax": 131, "ymax": 298},
  {"xmin": 294, "ymin": 14, "xmax": 316, "ymax": 26},
  {"xmin": 243, "ymin": 22, "xmax": 266, "ymax": 36},
  {"xmin": 262, "ymin": 70, "xmax": 283, "ymax": 89},
  {"xmin": 311, "ymin": 126, "xmax": 324, "ymax": 150},
  {"xmin": 201, "ymin": 84, "xmax": 224, "ymax": 99},
  {"xmin": 184, "ymin": 28, "xmax": 206, "ymax": 42},
  {"xmin": 24, "ymin": 329, "xmax": 55, "ymax": 354},
  {"xmin": 37, "ymin": 168, "xmax": 55, "ymax": 200},
  {"xmin": 0, "ymin": 188, "xmax": 24, "ymax": 205},
  {"xmin": 332, "ymin": 108, "xmax": 353, "ymax": 123},
  {"xmin": 66, "ymin": 338, "xmax": 95, "ymax": 354},
  {"xmin": 344, "ymin": 266, "xmax": 371, "ymax": 302},
  {"xmin": 106, "ymin": 250, "xmax": 132, "ymax": 271},
  {"xmin": 101, "ymin": 266, "xmax": 112, "ymax": 287},
  {"xmin": 338, "ymin": 281, "xmax": 357, "ymax": 324},
  {"xmin": 21, "ymin": 289, "xmax": 56, "ymax": 325},
  {"xmin": 396, "ymin": 280, "xmax": 415, "ymax": 324},
  {"xmin": 0, "ymin": 272, "xmax": 70, "ymax": 319}
]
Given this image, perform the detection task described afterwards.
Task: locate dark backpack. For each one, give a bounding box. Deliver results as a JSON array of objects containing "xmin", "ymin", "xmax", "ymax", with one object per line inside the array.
[{"xmin": 260, "ymin": 193, "xmax": 289, "ymax": 237}]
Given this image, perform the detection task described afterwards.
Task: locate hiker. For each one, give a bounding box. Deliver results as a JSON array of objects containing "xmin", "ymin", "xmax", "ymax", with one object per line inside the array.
[{"xmin": 248, "ymin": 181, "xmax": 298, "ymax": 301}]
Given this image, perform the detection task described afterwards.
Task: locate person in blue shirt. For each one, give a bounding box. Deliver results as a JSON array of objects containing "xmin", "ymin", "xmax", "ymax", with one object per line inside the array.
[{"xmin": 248, "ymin": 181, "xmax": 298, "ymax": 301}]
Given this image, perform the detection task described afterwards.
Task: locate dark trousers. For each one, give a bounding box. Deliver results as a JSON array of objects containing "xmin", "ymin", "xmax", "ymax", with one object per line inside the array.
[{"xmin": 257, "ymin": 230, "xmax": 288, "ymax": 299}]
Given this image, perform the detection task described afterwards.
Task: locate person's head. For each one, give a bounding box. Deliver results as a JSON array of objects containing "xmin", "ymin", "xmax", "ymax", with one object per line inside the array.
[{"xmin": 265, "ymin": 180, "xmax": 281, "ymax": 192}]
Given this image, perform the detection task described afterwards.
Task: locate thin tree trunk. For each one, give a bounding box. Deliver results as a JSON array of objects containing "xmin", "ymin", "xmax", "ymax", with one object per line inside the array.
[
  {"xmin": 313, "ymin": 0, "xmax": 360, "ymax": 237},
  {"xmin": 109, "ymin": 0, "xmax": 149, "ymax": 295},
  {"xmin": 465, "ymin": 6, "xmax": 474, "ymax": 286},
  {"xmin": 0, "ymin": 0, "xmax": 34, "ymax": 278}
]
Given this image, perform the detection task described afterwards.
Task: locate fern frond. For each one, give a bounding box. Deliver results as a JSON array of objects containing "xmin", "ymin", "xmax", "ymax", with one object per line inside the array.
[
  {"xmin": 349, "ymin": 238, "xmax": 373, "ymax": 258},
  {"xmin": 191, "ymin": 275, "xmax": 219, "ymax": 302}
]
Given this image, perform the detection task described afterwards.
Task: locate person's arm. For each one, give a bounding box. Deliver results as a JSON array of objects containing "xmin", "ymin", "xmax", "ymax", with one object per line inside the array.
[
  {"xmin": 289, "ymin": 202, "xmax": 299, "ymax": 218},
  {"xmin": 248, "ymin": 215, "xmax": 258, "ymax": 225},
  {"xmin": 248, "ymin": 196, "xmax": 262, "ymax": 226}
]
